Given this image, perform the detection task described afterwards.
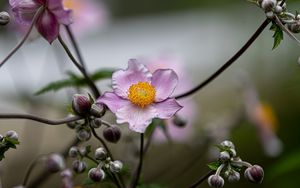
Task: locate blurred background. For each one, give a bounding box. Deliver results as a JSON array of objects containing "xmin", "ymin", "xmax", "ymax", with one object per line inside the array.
[{"xmin": 1, "ymin": 0, "xmax": 300, "ymax": 187}]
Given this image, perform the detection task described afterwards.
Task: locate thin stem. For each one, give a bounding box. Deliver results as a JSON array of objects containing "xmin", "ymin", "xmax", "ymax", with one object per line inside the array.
[
  {"xmin": 0, "ymin": 7, "xmax": 44, "ymax": 69},
  {"xmin": 22, "ymin": 156, "xmax": 42, "ymax": 186},
  {"xmin": 189, "ymin": 170, "xmax": 214, "ymax": 188},
  {"xmin": 175, "ymin": 18, "xmax": 270, "ymax": 99},
  {"xmin": 108, "ymin": 171, "xmax": 122, "ymax": 188},
  {"xmin": 130, "ymin": 133, "xmax": 144, "ymax": 188},
  {"xmin": 274, "ymin": 15, "xmax": 300, "ymax": 46},
  {"xmin": 143, "ymin": 127, "xmax": 155, "ymax": 155},
  {"xmin": 65, "ymin": 25, "xmax": 86, "ymax": 69},
  {"xmin": 0, "ymin": 113, "xmax": 82, "ymax": 125},
  {"xmin": 85, "ymin": 155, "xmax": 99, "ymax": 164},
  {"xmin": 57, "ymin": 35, "xmax": 100, "ymax": 97}
]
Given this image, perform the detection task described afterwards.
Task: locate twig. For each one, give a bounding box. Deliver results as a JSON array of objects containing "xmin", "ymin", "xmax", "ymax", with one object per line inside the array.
[
  {"xmin": 175, "ymin": 18, "xmax": 270, "ymax": 99},
  {"xmin": 0, "ymin": 113, "xmax": 82, "ymax": 125}
]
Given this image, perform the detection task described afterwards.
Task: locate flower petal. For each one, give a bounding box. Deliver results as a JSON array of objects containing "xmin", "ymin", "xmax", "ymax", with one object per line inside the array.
[
  {"xmin": 154, "ymin": 98, "xmax": 182, "ymax": 119},
  {"xmin": 96, "ymin": 92, "xmax": 129, "ymax": 113},
  {"xmin": 112, "ymin": 59, "xmax": 152, "ymax": 98},
  {"xmin": 151, "ymin": 69, "xmax": 178, "ymax": 102},
  {"xmin": 10, "ymin": 0, "xmax": 41, "ymax": 25},
  {"xmin": 116, "ymin": 103, "xmax": 157, "ymax": 133},
  {"xmin": 35, "ymin": 9, "xmax": 59, "ymax": 43},
  {"xmin": 48, "ymin": 0, "xmax": 73, "ymax": 25}
]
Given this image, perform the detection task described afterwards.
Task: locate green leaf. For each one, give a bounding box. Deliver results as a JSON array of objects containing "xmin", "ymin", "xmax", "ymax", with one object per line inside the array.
[
  {"xmin": 207, "ymin": 161, "xmax": 221, "ymax": 171},
  {"xmin": 270, "ymin": 23, "xmax": 283, "ymax": 50},
  {"xmin": 35, "ymin": 69, "xmax": 114, "ymax": 95}
]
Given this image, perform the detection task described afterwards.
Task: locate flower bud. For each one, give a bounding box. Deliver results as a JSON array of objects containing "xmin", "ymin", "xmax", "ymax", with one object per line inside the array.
[
  {"xmin": 266, "ymin": 11, "xmax": 275, "ymax": 19},
  {"xmin": 0, "ymin": 12, "xmax": 10, "ymax": 26},
  {"xmin": 68, "ymin": 146, "xmax": 78, "ymax": 158},
  {"xmin": 219, "ymin": 151, "xmax": 230, "ymax": 162},
  {"xmin": 288, "ymin": 22, "xmax": 300, "ymax": 33},
  {"xmin": 72, "ymin": 160, "xmax": 86, "ymax": 173},
  {"xmin": 45, "ymin": 154, "xmax": 65, "ymax": 173},
  {"xmin": 274, "ymin": 6, "xmax": 283, "ymax": 14},
  {"xmin": 109, "ymin": 160, "xmax": 123, "ymax": 173},
  {"xmin": 78, "ymin": 146, "xmax": 88, "ymax": 156},
  {"xmin": 88, "ymin": 168, "xmax": 105, "ymax": 182},
  {"xmin": 6, "ymin": 130, "xmax": 18, "ymax": 140},
  {"xmin": 90, "ymin": 104, "xmax": 104, "ymax": 117},
  {"xmin": 172, "ymin": 116, "xmax": 187, "ymax": 128},
  {"xmin": 72, "ymin": 94, "xmax": 92, "ymax": 116},
  {"xmin": 91, "ymin": 118, "xmax": 102, "ymax": 128},
  {"xmin": 0, "ymin": 134, "xmax": 3, "ymax": 142},
  {"xmin": 244, "ymin": 165, "xmax": 264, "ymax": 184},
  {"xmin": 103, "ymin": 126, "xmax": 121, "ymax": 143},
  {"xmin": 208, "ymin": 175, "xmax": 224, "ymax": 188},
  {"xmin": 227, "ymin": 170, "xmax": 240, "ymax": 183},
  {"xmin": 261, "ymin": 0, "xmax": 276, "ymax": 12},
  {"xmin": 95, "ymin": 147, "xmax": 107, "ymax": 160},
  {"xmin": 76, "ymin": 129, "xmax": 91, "ymax": 141},
  {"xmin": 61, "ymin": 169, "xmax": 72, "ymax": 178},
  {"xmin": 220, "ymin": 140, "xmax": 235, "ymax": 149}
]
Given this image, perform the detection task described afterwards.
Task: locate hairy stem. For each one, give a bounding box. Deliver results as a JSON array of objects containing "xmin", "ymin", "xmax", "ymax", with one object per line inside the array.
[
  {"xmin": 0, "ymin": 7, "xmax": 44, "ymax": 69},
  {"xmin": 130, "ymin": 133, "xmax": 144, "ymax": 188},
  {"xmin": 189, "ymin": 170, "xmax": 214, "ymax": 188},
  {"xmin": 175, "ymin": 18, "xmax": 270, "ymax": 99},
  {"xmin": 0, "ymin": 113, "xmax": 82, "ymax": 125}
]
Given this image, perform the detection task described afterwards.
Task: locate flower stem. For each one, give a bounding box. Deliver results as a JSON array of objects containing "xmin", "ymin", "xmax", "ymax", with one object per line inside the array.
[
  {"xmin": 0, "ymin": 6, "xmax": 44, "ymax": 69},
  {"xmin": 0, "ymin": 113, "xmax": 82, "ymax": 125},
  {"xmin": 22, "ymin": 156, "xmax": 42, "ymax": 186},
  {"xmin": 175, "ymin": 18, "xmax": 270, "ymax": 99},
  {"xmin": 57, "ymin": 35, "xmax": 100, "ymax": 97},
  {"xmin": 130, "ymin": 133, "xmax": 144, "ymax": 188},
  {"xmin": 189, "ymin": 170, "xmax": 214, "ymax": 188}
]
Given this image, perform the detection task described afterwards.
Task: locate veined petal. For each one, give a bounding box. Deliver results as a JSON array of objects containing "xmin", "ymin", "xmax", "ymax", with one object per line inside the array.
[
  {"xmin": 96, "ymin": 92, "xmax": 130, "ymax": 113},
  {"xmin": 35, "ymin": 9, "xmax": 59, "ymax": 43},
  {"xmin": 116, "ymin": 103, "xmax": 157, "ymax": 133},
  {"xmin": 10, "ymin": 0, "xmax": 41, "ymax": 25},
  {"xmin": 112, "ymin": 59, "xmax": 152, "ymax": 98},
  {"xmin": 154, "ymin": 98, "xmax": 182, "ymax": 119},
  {"xmin": 48, "ymin": 0, "xmax": 73, "ymax": 25},
  {"xmin": 151, "ymin": 69, "xmax": 178, "ymax": 102}
]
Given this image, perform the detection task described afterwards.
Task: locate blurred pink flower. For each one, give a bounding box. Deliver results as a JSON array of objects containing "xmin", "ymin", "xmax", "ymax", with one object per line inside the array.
[
  {"xmin": 97, "ymin": 59, "xmax": 182, "ymax": 133},
  {"xmin": 141, "ymin": 55, "xmax": 198, "ymax": 142}
]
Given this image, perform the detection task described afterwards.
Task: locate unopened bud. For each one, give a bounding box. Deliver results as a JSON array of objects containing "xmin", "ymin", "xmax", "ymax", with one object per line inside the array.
[
  {"xmin": 220, "ymin": 140, "xmax": 235, "ymax": 149},
  {"xmin": 172, "ymin": 116, "xmax": 187, "ymax": 127},
  {"xmin": 72, "ymin": 160, "xmax": 86, "ymax": 173},
  {"xmin": 72, "ymin": 94, "xmax": 92, "ymax": 116},
  {"xmin": 208, "ymin": 175, "xmax": 224, "ymax": 188},
  {"xmin": 61, "ymin": 169, "xmax": 72, "ymax": 178},
  {"xmin": 103, "ymin": 126, "xmax": 121, "ymax": 143},
  {"xmin": 261, "ymin": 0, "xmax": 276, "ymax": 12},
  {"xmin": 6, "ymin": 130, "xmax": 18, "ymax": 140},
  {"xmin": 219, "ymin": 151, "xmax": 230, "ymax": 162},
  {"xmin": 110, "ymin": 160, "xmax": 123, "ymax": 173},
  {"xmin": 45, "ymin": 154, "xmax": 65, "ymax": 173},
  {"xmin": 0, "ymin": 134, "xmax": 3, "ymax": 141},
  {"xmin": 227, "ymin": 170, "xmax": 240, "ymax": 183},
  {"xmin": 78, "ymin": 146, "xmax": 88, "ymax": 156},
  {"xmin": 90, "ymin": 104, "xmax": 104, "ymax": 117},
  {"xmin": 0, "ymin": 12, "xmax": 10, "ymax": 26},
  {"xmin": 88, "ymin": 168, "xmax": 105, "ymax": 182},
  {"xmin": 266, "ymin": 11, "xmax": 275, "ymax": 19},
  {"xmin": 95, "ymin": 147, "xmax": 107, "ymax": 160},
  {"xmin": 244, "ymin": 165, "xmax": 264, "ymax": 184},
  {"xmin": 68, "ymin": 146, "xmax": 78, "ymax": 158},
  {"xmin": 91, "ymin": 118, "xmax": 102, "ymax": 128},
  {"xmin": 288, "ymin": 22, "xmax": 300, "ymax": 33},
  {"xmin": 76, "ymin": 129, "xmax": 91, "ymax": 141},
  {"xmin": 274, "ymin": 6, "xmax": 282, "ymax": 14}
]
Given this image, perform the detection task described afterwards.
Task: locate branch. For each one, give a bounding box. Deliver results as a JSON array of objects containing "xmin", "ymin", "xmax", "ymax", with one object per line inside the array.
[
  {"xmin": 0, "ymin": 113, "xmax": 82, "ymax": 125},
  {"xmin": 175, "ymin": 18, "xmax": 270, "ymax": 99}
]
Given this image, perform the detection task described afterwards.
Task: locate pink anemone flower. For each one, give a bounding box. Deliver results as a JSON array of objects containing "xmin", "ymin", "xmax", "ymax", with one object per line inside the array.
[
  {"xmin": 9, "ymin": 0, "xmax": 72, "ymax": 43},
  {"xmin": 97, "ymin": 59, "xmax": 183, "ymax": 133}
]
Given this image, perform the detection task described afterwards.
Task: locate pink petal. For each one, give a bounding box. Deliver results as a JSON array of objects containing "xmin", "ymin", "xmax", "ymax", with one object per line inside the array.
[
  {"xmin": 96, "ymin": 92, "xmax": 130, "ymax": 113},
  {"xmin": 151, "ymin": 69, "xmax": 178, "ymax": 102},
  {"xmin": 35, "ymin": 9, "xmax": 59, "ymax": 43},
  {"xmin": 154, "ymin": 98, "xmax": 182, "ymax": 119},
  {"xmin": 10, "ymin": 0, "xmax": 41, "ymax": 25},
  {"xmin": 116, "ymin": 104, "xmax": 157, "ymax": 133},
  {"xmin": 48, "ymin": 0, "xmax": 73, "ymax": 25},
  {"xmin": 112, "ymin": 59, "xmax": 152, "ymax": 98}
]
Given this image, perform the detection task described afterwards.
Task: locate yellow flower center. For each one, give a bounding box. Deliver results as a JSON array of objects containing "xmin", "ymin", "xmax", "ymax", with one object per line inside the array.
[
  {"xmin": 128, "ymin": 82, "xmax": 156, "ymax": 108},
  {"xmin": 63, "ymin": 0, "xmax": 81, "ymax": 11}
]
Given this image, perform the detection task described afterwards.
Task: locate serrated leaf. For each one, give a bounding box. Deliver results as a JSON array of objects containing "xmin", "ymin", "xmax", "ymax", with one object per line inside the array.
[
  {"xmin": 270, "ymin": 23, "xmax": 283, "ymax": 50},
  {"xmin": 35, "ymin": 69, "xmax": 114, "ymax": 95},
  {"xmin": 207, "ymin": 161, "xmax": 221, "ymax": 171}
]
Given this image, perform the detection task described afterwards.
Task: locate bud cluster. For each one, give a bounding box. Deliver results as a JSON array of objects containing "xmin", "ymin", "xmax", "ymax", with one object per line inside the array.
[
  {"xmin": 72, "ymin": 94, "xmax": 104, "ymax": 118},
  {"xmin": 0, "ymin": 130, "xmax": 19, "ymax": 161},
  {"xmin": 207, "ymin": 140, "xmax": 264, "ymax": 188},
  {"xmin": 257, "ymin": 0, "xmax": 286, "ymax": 19}
]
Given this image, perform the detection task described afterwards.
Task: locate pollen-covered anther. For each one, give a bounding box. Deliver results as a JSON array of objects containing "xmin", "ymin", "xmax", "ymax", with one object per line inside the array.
[{"xmin": 128, "ymin": 82, "xmax": 156, "ymax": 107}]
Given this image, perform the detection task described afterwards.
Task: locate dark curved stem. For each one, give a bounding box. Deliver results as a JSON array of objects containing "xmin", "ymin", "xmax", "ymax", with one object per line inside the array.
[
  {"xmin": 65, "ymin": 26, "xmax": 86, "ymax": 69},
  {"xmin": 0, "ymin": 7, "xmax": 44, "ymax": 69},
  {"xmin": 189, "ymin": 170, "xmax": 214, "ymax": 188},
  {"xmin": 130, "ymin": 133, "xmax": 144, "ymax": 188},
  {"xmin": 0, "ymin": 113, "xmax": 82, "ymax": 125},
  {"xmin": 57, "ymin": 35, "xmax": 100, "ymax": 97},
  {"xmin": 175, "ymin": 18, "xmax": 270, "ymax": 99}
]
